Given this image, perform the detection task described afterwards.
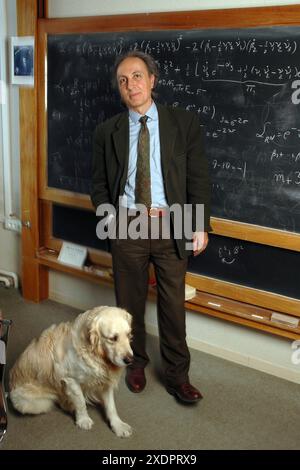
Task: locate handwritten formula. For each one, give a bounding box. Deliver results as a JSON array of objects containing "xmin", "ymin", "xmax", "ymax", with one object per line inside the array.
[{"xmin": 48, "ymin": 27, "xmax": 300, "ymax": 232}]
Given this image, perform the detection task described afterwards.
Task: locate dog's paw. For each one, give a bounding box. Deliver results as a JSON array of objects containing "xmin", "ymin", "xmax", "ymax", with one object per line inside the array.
[
  {"xmin": 112, "ymin": 420, "xmax": 133, "ymax": 438},
  {"xmin": 76, "ymin": 415, "xmax": 94, "ymax": 430}
]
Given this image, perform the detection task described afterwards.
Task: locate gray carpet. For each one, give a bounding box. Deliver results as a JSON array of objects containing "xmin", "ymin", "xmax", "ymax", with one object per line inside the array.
[{"xmin": 1, "ymin": 287, "xmax": 300, "ymax": 450}]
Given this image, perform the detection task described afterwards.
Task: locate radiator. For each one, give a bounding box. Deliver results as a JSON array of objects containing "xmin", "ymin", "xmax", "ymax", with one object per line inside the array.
[{"xmin": 0, "ymin": 270, "xmax": 18, "ymax": 288}]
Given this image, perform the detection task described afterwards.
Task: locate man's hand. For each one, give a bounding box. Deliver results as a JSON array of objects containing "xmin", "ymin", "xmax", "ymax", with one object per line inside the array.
[{"xmin": 192, "ymin": 231, "xmax": 209, "ymax": 256}]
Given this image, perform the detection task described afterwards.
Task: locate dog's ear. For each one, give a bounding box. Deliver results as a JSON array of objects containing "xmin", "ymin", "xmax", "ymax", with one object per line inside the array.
[
  {"xmin": 86, "ymin": 318, "xmax": 101, "ymax": 350},
  {"xmin": 88, "ymin": 328, "xmax": 99, "ymax": 349}
]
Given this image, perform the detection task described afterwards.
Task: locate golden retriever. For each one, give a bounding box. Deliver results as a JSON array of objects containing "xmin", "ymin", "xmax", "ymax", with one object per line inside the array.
[{"xmin": 9, "ymin": 306, "xmax": 133, "ymax": 438}]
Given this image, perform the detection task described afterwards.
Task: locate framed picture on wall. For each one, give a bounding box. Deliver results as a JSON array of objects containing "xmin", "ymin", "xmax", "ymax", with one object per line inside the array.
[{"xmin": 11, "ymin": 36, "xmax": 34, "ymax": 86}]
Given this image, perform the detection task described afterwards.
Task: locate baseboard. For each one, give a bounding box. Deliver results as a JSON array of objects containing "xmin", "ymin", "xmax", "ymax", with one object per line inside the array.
[
  {"xmin": 146, "ymin": 323, "xmax": 300, "ymax": 385},
  {"xmin": 50, "ymin": 288, "xmax": 300, "ymax": 385},
  {"xmin": 50, "ymin": 289, "xmax": 89, "ymax": 312}
]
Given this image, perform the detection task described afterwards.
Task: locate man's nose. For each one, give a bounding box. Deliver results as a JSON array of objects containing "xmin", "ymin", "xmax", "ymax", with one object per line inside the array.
[{"xmin": 126, "ymin": 77, "xmax": 135, "ymax": 90}]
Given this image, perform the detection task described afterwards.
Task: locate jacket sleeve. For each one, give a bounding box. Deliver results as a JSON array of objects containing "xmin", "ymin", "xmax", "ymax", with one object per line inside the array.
[
  {"xmin": 186, "ymin": 113, "xmax": 212, "ymax": 232},
  {"xmin": 90, "ymin": 124, "xmax": 110, "ymax": 211}
]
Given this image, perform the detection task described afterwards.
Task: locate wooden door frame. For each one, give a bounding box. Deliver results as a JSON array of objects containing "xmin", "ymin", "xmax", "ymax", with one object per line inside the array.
[{"xmin": 18, "ymin": 0, "xmax": 48, "ymax": 300}]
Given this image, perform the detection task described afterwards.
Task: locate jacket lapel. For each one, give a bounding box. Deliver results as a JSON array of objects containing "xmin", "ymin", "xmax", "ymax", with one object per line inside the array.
[
  {"xmin": 157, "ymin": 104, "xmax": 177, "ymax": 179},
  {"xmin": 112, "ymin": 112, "xmax": 129, "ymax": 195},
  {"xmin": 112, "ymin": 112, "xmax": 129, "ymax": 166}
]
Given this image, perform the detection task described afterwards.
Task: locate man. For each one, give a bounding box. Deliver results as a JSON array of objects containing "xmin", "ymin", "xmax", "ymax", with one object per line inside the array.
[{"xmin": 91, "ymin": 51, "xmax": 211, "ymax": 404}]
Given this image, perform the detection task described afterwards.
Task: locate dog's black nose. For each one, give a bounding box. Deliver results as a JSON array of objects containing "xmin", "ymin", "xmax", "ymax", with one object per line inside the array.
[{"xmin": 124, "ymin": 355, "xmax": 133, "ymax": 365}]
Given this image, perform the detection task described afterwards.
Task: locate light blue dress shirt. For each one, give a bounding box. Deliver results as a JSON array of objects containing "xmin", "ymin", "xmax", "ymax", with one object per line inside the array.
[{"xmin": 121, "ymin": 102, "xmax": 168, "ymax": 209}]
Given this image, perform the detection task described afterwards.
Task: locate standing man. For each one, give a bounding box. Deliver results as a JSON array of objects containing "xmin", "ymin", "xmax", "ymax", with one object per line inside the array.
[{"xmin": 91, "ymin": 51, "xmax": 211, "ymax": 404}]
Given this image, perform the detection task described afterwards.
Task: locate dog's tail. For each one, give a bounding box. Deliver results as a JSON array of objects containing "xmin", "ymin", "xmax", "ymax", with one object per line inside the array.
[{"xmin": 10, "ymin": 384, "xmax": 56, "ymax": 415}]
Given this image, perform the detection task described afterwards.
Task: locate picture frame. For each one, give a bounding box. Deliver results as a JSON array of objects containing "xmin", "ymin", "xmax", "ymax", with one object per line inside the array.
[{"xmin": 11, "ymin": 36, "xmax": 34, "ymax": 86}]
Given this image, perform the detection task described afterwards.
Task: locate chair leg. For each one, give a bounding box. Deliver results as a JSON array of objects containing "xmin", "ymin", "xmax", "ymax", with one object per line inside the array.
[
  {"xmin": 0, "ymin": 380, "xmax": 8, "ymax": 443},
  {"xmin": 0, "ymin": 319, "xmax": 12, "ymax": 443}
]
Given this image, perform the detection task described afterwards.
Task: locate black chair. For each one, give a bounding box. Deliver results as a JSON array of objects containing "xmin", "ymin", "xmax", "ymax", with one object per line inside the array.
[{"xmin": 0, "ymin": 318, "xmax": 12, "ymax": 443}]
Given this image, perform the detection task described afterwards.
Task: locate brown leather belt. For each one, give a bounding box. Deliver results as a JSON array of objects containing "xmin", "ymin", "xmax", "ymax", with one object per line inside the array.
[{"xmin": 126, "ymin": 207, "xmax": 168, "ymax": 218}]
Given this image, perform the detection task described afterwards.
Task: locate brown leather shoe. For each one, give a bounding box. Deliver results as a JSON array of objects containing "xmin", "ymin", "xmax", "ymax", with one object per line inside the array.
[
  {"xmin": 166, "ymin": 382, "xmax": 203, "ymax": 403},
  {"xmin": 125, "ymin": 367, "xmax": 146, "ymax": 393}
]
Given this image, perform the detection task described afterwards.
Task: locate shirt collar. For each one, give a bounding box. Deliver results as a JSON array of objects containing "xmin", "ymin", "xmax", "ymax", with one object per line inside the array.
[{"xmin": 129, "ymin": 101, "xmax": 158, "ymax": 125}]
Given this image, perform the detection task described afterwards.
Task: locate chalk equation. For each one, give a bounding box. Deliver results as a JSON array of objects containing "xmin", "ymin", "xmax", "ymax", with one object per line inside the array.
[{"xmin": 47, "ymin": 27, "xmax": 300, "ymax": 232}]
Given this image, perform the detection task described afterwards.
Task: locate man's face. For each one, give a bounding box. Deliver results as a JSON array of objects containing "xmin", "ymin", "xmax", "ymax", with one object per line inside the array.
[{"xmin": 116, "ymin": 57, "xmax": 155, "ymax": 115}]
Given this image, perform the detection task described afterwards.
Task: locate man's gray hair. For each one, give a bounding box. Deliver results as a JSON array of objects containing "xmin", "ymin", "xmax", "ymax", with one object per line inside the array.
[{"xmin": 112, "ymin": 50, "xmax": 159, "ymax": 97}]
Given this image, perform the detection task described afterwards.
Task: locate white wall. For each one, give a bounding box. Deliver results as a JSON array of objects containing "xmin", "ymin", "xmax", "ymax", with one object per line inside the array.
[
  {"xmin": 48, "ymin": 0, "xmax": 300, "ymax": 17},
  {"xmin": 0, "ymin": 85, "xmax": 4, "ymax": 218},
  {"xmin": 5, "ymin": 0, "xmax": 20, "ymax": 220},
  {"xmin": 0, "ymin": 0, "xmax": 20, "ymax": 275},
  {"xmin": 0, "ymin": 0, "xmax": 8, "ymax": 220}
]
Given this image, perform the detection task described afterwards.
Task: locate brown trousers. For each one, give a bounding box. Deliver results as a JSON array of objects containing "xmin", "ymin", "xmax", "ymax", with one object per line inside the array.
[{"xmin": 110, "ymin": 215, "xmax": 190, "ymax": 387}]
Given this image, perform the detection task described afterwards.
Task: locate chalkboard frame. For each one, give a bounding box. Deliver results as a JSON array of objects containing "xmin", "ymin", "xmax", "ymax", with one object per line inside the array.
[{"xmin": 35, "ymin": 6, "xmax": 300, "ymax": 333}]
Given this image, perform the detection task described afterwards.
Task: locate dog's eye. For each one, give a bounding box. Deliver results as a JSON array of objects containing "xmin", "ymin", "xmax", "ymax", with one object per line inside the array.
[{"xmin": 102, "ymin": 334, "xmax": 118, "ymax": 342}]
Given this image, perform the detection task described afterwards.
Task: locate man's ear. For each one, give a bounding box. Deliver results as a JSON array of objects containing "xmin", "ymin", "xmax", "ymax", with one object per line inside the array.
[{"xmin": 150, "ymin": 74, "xmax": 155, "ymax": 90}]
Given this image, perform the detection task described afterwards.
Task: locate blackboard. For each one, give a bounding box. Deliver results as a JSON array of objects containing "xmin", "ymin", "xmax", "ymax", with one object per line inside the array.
[
  {"xmin": 52, "ymin": 205, "xmax": 300, "ymax": 300},
  {"xmin": 188, "ymin": 233, "xmax": 300, "ymax": 300},
  {"xmin": 47, "ymin": 27, "xmax": 300, "ymax": 233},
  {"xmin": 52, "ymin": 204, "xmax": 109, "ymax": 252}
]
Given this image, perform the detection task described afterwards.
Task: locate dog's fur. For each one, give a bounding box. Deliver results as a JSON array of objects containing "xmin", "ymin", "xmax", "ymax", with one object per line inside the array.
[{"xmin": 9, "ymin": 306, "xmax": 133, "ymax": 437}]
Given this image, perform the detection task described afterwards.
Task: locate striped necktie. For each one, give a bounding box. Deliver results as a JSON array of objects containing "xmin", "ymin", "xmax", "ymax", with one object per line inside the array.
[{"xmin": 135, "ymin": 115, "xmax": 151, "ymax": 209}]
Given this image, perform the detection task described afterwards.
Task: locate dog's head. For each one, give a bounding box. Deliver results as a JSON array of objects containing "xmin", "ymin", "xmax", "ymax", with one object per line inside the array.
[{"xmin": 86, "ymin": 306, "xmax": 133, "ymax": 368}]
